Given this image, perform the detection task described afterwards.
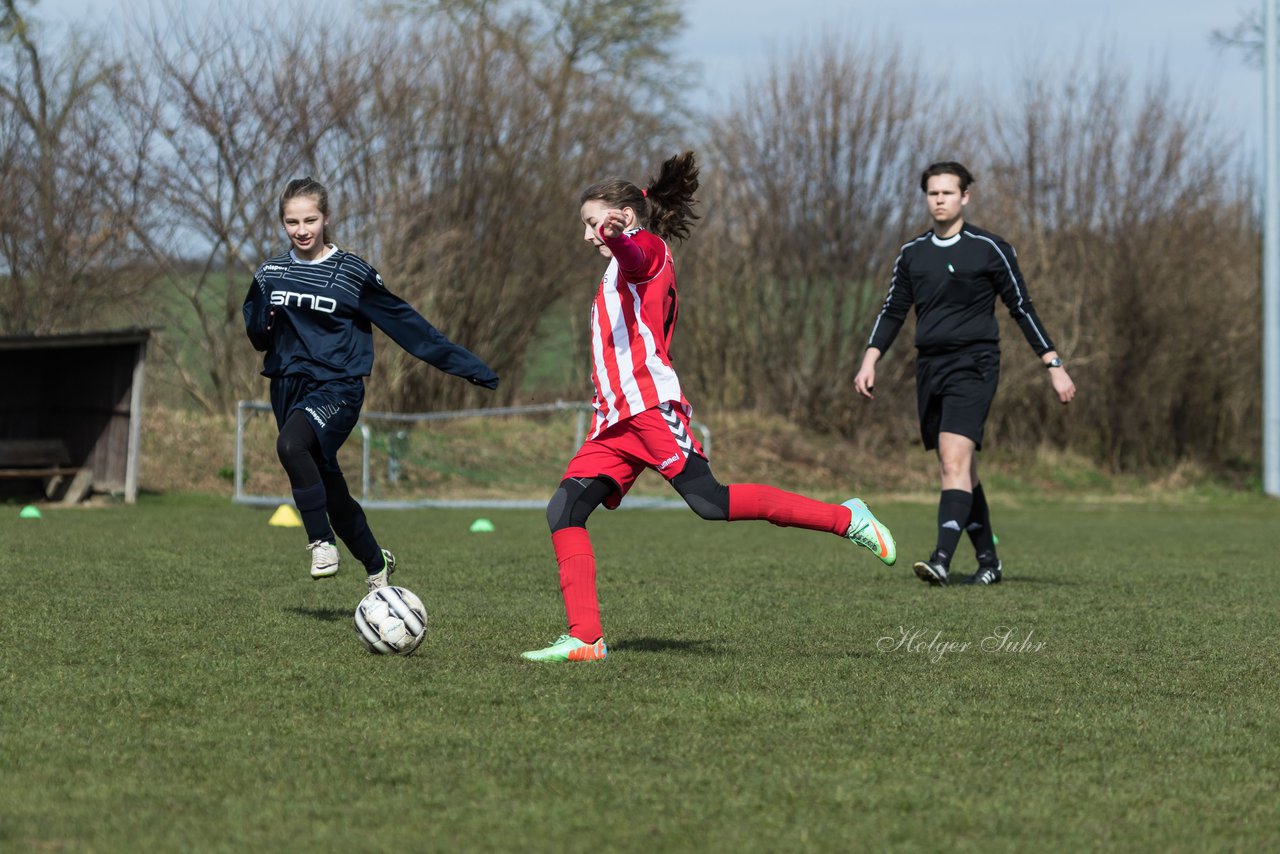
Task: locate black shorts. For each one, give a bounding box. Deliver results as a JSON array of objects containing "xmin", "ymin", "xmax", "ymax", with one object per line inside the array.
[
  {"xmin": 270, "ymin": 376, "xmax": 365, "ymax": 473},
  {"xmin": 916, "ymin": 349, "xmax": 1000, "ymax": 451}
]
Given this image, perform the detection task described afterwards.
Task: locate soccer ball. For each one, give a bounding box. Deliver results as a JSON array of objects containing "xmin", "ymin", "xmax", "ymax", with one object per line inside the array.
[{"xmin": 354, "ymin": 586, "xmax": 428, "ymax": 655}]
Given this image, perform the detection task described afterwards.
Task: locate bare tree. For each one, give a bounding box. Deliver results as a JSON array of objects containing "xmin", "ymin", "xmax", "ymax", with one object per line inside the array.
[
  {"xmin": 984, "ymin": 53, "xmax": 1258, "ymax": 469},
  {"xmin": 333, "ymin": 1, "xmax": 688, "ymax": 411},
  {"xmin": 109, "ymin": 0, "xmax": 688, "ymax": 414},
  {"xmin": 1212, "ymin": 8, "xmax": 1266, "ymax": 65},
  {"xmin": 0, "ymin": 0, "xmax": 150, "ymax": 334},
  {"xmin": 682, "ymin": 36, "xmax": 961, "ymax": 433},
  {"xmin": 113, "ymin": 11, "xmax": 369, "ymax": 411}
]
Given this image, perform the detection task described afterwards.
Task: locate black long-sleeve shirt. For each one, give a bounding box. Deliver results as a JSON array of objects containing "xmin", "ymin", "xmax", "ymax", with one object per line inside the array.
[
  {"xmin": 243, "ymin": 248, "xmax": 498, "ymax": 388},
  {"xmin": 866, "ymin": 224, "xmax": 1055, "ymax": 358}
]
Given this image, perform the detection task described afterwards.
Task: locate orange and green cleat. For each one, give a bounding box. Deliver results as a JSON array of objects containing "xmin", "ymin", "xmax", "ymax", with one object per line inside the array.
[
  {"xmin": 520, "ymin": 634, "xmax": 608, "ymax": 663},
  {"xmin": 842, "ymin": 498, "xmax": 897, "ymax": 566}
]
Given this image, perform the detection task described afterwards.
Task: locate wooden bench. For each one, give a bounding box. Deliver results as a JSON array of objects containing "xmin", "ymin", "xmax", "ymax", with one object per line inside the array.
[{"xmin": 0, "ymin": 439, "xmax": 93, "ymax": 504}]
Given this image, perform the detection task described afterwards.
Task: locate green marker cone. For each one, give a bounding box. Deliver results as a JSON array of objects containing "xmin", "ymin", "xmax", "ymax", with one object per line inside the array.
[{"xmin": 469, "ymin": 518, "xmax": 495, "ymax": 533}]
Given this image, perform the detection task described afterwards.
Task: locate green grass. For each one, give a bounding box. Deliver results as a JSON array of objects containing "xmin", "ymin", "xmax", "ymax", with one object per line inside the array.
[{"xmin": 2, "ymin": 494, "xmax": 1278, "ymax": 851}]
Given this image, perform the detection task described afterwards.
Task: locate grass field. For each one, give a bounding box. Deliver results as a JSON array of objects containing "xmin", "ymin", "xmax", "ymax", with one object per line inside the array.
[{"xmin": 2, "ymin": 493, "xmax": 1278, "ymax": 851}]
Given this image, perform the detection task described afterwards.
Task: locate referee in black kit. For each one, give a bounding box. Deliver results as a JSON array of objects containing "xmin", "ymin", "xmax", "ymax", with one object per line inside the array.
[{"xmin": 854, "ymin": 162, "xmax": 1076, "ymax": 586}]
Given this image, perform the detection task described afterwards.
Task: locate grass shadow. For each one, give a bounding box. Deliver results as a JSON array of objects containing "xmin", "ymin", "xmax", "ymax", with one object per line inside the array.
[
  {"xmin": 286, "ymin": 606, "xmax": 349, "ymax": 623},
  {"xmin": 611, "ymin": 637, "xmax": 723, "ymax": 656}
]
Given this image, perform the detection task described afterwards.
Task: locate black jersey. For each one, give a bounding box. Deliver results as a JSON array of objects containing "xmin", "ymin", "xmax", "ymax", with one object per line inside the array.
[
  {"xmin": 866, "ymin": 225, "xmax": 1055, "ymax": 358},
  {"xmin": 243, "ymin": 247, "xmax": 498, "ymax": 388}
]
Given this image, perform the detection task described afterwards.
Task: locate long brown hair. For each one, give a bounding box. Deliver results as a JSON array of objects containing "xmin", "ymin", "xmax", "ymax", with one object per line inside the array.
[{"xmin": 579, "ymin": 150, "xmax": 700, "ymax": 242}]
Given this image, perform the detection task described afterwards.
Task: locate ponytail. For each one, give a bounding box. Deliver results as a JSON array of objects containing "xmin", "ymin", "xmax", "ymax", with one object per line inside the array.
[
  {"xmin": 644, "ymin": 150, "xmax": 700, "ymax": 242},
  {"xmin": 579, "ymin": 150, "xmax": 700, "ymax": 243}
]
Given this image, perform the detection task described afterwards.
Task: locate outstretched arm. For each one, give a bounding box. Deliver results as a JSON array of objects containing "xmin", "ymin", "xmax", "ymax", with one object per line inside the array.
[{"xmin": 361, "ymin": 278, "xmax": 499, "ymax": 389}]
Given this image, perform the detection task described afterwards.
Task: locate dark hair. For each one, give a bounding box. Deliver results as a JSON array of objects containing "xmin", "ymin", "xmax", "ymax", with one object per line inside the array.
[
  {"xmin": 919, "ymin": 161, "xmax": 975, "ymax": 193},
  {"xmin": 580, "ymin": 150, "xmax": 700, "ymax": 242},
  {"xmin": 279, "ymin": 176, "xmax": 331, "ymax": 244}
]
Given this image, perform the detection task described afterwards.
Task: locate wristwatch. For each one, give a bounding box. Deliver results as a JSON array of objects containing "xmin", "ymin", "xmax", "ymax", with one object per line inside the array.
[{"xmin": 1045, "ymin": 357, "xmax": 1064, "ymax": 369}]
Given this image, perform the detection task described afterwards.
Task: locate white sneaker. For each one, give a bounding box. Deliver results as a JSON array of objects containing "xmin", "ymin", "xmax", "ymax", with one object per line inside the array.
[
  {"xmin": 365, "ymin": 549, "xmax": 397, "ymax": 592},
  {"xmin": 307, "ymin": 539, "xmax": 340, "ymax": 579}
]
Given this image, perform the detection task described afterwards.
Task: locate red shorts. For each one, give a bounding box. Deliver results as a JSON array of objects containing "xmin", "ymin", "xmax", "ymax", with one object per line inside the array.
[{"xmin": 562, "ymin": 403, "xmax": 705, "ymax": 509}]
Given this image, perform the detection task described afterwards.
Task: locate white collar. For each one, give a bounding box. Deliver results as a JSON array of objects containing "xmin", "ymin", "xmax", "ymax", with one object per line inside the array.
[{"xmin": 290, "ymin": 244, "xmax": 338, "ymax": 264}]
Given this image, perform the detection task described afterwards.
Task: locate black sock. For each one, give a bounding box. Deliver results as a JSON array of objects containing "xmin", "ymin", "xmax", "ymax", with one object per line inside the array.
[
  {"xmin": 320, "ymin": 472, "xmax": 383, "ymax": 573},
  {"xmin": 291, "ymin": 483, "xmax": 333, "ymax": 543},
  {"xmin": 966, "ymin": 483, "xmax": 998, "ymax": 561},
  {"xmin": 934, "ymin": 489, "xmax": 973, "ymax": 566}
]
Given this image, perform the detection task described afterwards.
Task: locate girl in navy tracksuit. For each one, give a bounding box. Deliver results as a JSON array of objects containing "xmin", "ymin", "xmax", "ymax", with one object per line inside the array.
[{"xmin": 244, "ymin": 177, "xmax": 498, "ymax": 591}]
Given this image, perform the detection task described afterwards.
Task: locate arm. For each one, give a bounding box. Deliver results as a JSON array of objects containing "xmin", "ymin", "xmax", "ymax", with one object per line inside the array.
[
  {"xmin": 360, "ymin": 276, "xmax": 499, "ymax": 389},
  {"xmin": 989, "ymin": 238, "xmax": 1075, "ymax": 405},
  {"xmin": 1040, "ymin": 351, "xmax": 1077, "ymax": 405},
  {"xmin": 856, "ymin": 249, "xmax": 916, "ymax": 399},
  {"xmin": 865, "ymin": 248, "xmax": 915, "ymax": 355},
  {"xmin": 597, "ymin": 209, "xmax": 662, "ymax": 280},
  {"xmin": 854, "ymin": 347, "xmax": 883, "ymax": 399},
  {"xmin": 242, "ymin": 277, "xmax": 273, "ymax": 352},
  {"xmin": 988, "ymin": 237, "xmax": 1055, "ymax": 356}
]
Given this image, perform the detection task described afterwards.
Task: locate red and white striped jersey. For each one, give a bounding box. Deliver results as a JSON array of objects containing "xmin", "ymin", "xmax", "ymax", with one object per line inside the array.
[{"xmin": 587, "ymin": 228, "xmax": 691, "ymax": 439}]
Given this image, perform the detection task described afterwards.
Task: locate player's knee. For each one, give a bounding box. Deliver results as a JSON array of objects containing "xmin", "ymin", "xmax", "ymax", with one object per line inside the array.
[
  {"xmin": 546, "ymin": 485, "xmax": 573, "ymax": 532},
  {"xmin": 672, "ymin": 458, "xmax": 729, "ymax": 521},
  {"xmin": 683, "ymin": 491, "xmax": 728, "ymax": 521},
  {"xmin": 276, "ymin": 430, "xmax": 308, "ymax": 467},
  {"xmin": 547, "ymin": 478, "xmax": 607, "ymax": 532}
]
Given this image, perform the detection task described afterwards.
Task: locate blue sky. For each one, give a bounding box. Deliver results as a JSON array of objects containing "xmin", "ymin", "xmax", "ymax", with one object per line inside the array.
[
  {"xmin": 31, "ymin": 0, "xmax": 1264, "ymax": 155},
  {"xmin": 677, "ymin": 0, "xmax": 1260, "ymax": 154}
]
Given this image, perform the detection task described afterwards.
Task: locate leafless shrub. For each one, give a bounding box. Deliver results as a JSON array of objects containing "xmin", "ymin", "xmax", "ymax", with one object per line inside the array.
[
  {"xmin": 0, "ymin": 0, "xmax": 151, "ymax": 334},
  {"xmin": 680, "ymin": 35, "xmax": 963, "ymax": 438},
  {"xmin": 982, "ymin": 54, "xmax": 1258, "ymax": 469},
  {"xmin": 107, "ymin": 0, "xmax": 684, "ymax": 413}
]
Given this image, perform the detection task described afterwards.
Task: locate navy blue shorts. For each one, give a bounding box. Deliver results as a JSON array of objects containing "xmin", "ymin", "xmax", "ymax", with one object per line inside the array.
[
  {"xmin": 916, "ymin": 349, "xmax": 1000, "ymax": 451},
  {"xmin": 270, "ymin": 376, "xmax": 365, "ymax": 473}
]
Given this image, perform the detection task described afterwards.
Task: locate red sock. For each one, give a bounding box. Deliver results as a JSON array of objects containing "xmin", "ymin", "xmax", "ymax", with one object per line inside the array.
[
  {"xmin": 727, "ymin": 484, "xmax": 851, "ymax": 535},
  {"xmin": 551, "ymin": 527, "xmax": 602, "ymax": 643}
]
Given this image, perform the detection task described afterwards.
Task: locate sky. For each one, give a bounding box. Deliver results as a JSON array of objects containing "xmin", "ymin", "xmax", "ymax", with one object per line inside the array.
[
  {"xmin": 29, "ymin": 0, "xmax": 1265, "ymax": 157},
  {"xmin": 675, "ymin": 0, "xmax": 1261, "ymax": 156}
]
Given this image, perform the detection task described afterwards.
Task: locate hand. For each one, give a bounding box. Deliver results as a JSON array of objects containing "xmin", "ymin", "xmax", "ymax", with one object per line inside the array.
[
  {"xmin": 596, "ymin": 208, "xmax": 628, "ymax": 240},
  {"xmin": 854, "ymin": 364, "xmax": 876, "ymax": 399},
  {"xmin": 1049, "ymin": 367, "xmax": 1076, "ymax": 404}
]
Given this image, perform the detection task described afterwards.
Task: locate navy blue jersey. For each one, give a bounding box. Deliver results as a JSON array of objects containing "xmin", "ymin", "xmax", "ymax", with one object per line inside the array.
[
  {"xmin": 243, "ymin": 247, "xmax": 498, "ymax": 388},
  {"xmin": 866, "ymin": 225, "xmax": 1055, "ymax": 358}
]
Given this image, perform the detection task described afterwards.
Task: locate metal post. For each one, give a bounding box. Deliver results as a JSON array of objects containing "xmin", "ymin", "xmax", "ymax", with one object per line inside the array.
[
  {"xmin": 1266, "ymin": 0, "xmax": 1280, "ymax": 496},
  {"xmin": 234, "ymin": 401, "xmax": 247, "ymax": 503}
]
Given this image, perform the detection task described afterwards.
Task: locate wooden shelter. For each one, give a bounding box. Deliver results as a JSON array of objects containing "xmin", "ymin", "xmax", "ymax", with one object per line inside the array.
[{"xmin": 0, "ymin": 328, "xmax": 150, "ymax": 504}]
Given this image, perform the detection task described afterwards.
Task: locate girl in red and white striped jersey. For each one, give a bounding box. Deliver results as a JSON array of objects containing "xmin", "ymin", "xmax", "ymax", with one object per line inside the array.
[{"xmin": 521, "ymin": 151, "xmax": 900, "ymax": 663}]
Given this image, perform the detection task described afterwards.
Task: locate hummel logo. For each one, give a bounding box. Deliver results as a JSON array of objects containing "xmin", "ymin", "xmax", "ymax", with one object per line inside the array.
[{"xmin": 658, "ymin": 453, "xmax": 681, "ymax": 470}]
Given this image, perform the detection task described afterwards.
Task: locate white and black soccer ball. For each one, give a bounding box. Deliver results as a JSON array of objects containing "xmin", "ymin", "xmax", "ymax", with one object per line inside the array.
[{"xmin": 354, "ymin": 586, "xmax": 428, "ymax": 655}]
